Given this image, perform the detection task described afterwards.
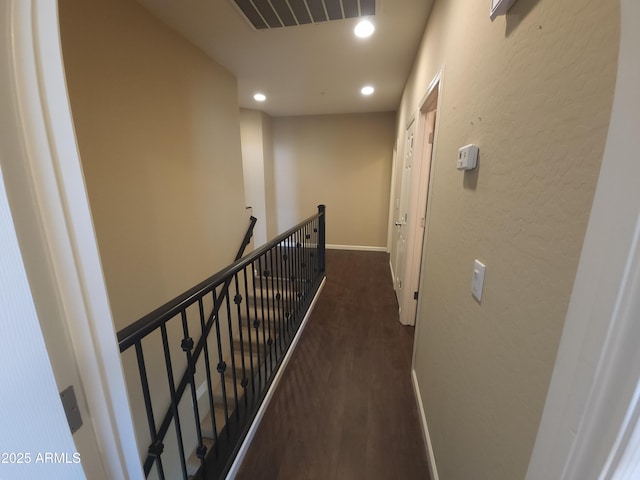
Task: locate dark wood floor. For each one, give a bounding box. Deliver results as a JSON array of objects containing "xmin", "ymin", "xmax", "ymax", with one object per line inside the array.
[{"xmin": 235, "ymin": 250, "xmax": 431, "ymax": 480}]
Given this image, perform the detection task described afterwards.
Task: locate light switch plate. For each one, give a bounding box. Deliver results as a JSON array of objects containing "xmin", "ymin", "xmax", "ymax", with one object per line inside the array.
[{"xmin": 471, "ymin": 259, "xmax": 486, "ymax": 302}]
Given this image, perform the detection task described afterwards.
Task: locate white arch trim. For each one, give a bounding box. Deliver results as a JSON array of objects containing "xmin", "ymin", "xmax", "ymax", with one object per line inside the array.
[{"xmin": 4, "ymin": 1, "xmax": 143, "ymax": 478}]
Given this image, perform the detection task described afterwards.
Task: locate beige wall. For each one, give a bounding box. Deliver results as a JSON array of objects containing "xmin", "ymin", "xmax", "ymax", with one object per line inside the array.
[
  {"xmin": 401, "ymin": 0, "xmax": 620, "ymax": 479},
  {"xmin": 240, "ymin": 109, "xmax": 268, "ymax": 245},
  {"xmin": 59, "ymin": 0, "xmax": 248, "ymax": 330},
  {"xmin": 262, "ymin": 113, "xmax": 277, "ymax": 240},
  {"xmin": 239, "ymin": 109, "xmax": 278, "ymax": 246},
  {"xmin": 273, "ymin": 112, "xmax": 395, "ymax": 248}
]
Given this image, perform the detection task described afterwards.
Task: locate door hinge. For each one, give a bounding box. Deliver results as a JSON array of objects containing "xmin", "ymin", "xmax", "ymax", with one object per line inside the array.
[
  {"xmin": 60, "ymin": 385, "xmax": 83, "ymax": 434},
  {"xmin": 428, "ymin": 132, "xmax": 434, "ymax": 144},
  {"xmin": 414, "ymin": 291, "xmax": 419, "ymax": 300}
]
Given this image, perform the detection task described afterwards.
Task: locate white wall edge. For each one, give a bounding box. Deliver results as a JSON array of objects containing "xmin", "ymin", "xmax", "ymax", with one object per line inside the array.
[
  {"xmin": 326, "ymin": 244, "xmax": 387, "ymax": 252},
  {"xmin": 6, "ymin": 1, "xmax": 142, "ymax": 478},
  {"xmin": 226, "ymin": 277, "xmax": 326, "ymax": 479},
  {"xmin": 386, "ymin": 142, "xmax": 399, "ymax": 255},
  {"xmin": 411, "ymin": 368, "xmax": 440, "ymax": 480},
  {"xmin": 525, "ymin": 1, "xmax": 640, "ymax": 478}
]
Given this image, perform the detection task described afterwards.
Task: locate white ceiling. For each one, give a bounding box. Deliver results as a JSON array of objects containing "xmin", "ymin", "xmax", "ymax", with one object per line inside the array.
[{"xmin": 136, "ymin": 0, "xmax": 434, "ymax": 117}]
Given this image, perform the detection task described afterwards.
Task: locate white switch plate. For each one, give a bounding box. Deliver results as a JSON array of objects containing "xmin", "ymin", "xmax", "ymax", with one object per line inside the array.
[{"xmin": 471, "ymin": 259, "xmax": 486, "ymax": 301}]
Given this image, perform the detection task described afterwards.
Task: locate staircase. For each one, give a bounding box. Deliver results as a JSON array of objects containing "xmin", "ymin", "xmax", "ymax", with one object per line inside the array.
[
  {"xmin": 117, "ymin": 206, "xmax": 326, "ymax": 480},
  {"xmin": 184, "ymin": 283, "xmax": 297, "ymax": 477}
]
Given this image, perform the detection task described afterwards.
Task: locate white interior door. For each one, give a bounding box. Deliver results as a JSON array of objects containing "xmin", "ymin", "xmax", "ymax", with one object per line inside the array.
[
  {"xmin": 393, "ymin": 120, "xmax": 416, "ymax": 303},
  {"xmin": 398, "ymin": 108, "xmax": 437, "ymax": 326}
]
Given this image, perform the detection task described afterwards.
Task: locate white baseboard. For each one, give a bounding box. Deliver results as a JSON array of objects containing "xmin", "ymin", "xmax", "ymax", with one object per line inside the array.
[
  {"xmin": 326, "ymin": 244, "xmax": 387, "ymax": 252},
  {"xmin": 225, "ymin": 277, "xmax": 326, "ymax": 479},
  {"xmin": 411, "ymin": 368, "xmax": 440, "ymax": 480}
]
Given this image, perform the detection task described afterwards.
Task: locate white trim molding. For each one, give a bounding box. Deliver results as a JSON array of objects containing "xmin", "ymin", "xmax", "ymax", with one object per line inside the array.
[
  {"xmin": 326, "ymin": 244, "xmax": 387, "ymax": 252},
  {"xmin": 411, "ymin": 369, "xmax": 440, "ymax": 480},
  {"xmin": 1, "ymin": 1, "xmax": 142, "ymax": 478}
]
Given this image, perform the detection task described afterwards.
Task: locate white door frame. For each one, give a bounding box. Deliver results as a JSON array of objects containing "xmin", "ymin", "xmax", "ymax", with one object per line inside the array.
[
  {"xmin": 387, "ymin": 141, "xmax": 399, "ymax": 256},
  {"xmin": 398, "ymin": 74, "xmax": 441, "ymax": 326},
  {"xmin": 1, "ymin": 1, "xmax": 142, "ymax": 478},
  {"xmin": 525, "ymin": 1, "xmax": 640, "ymax": 477}
]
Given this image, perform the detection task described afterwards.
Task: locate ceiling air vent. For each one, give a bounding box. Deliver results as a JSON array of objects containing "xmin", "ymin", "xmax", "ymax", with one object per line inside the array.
[{"xmin": 232, "ymin": 0, "xmax": 376, "ymax": 29}]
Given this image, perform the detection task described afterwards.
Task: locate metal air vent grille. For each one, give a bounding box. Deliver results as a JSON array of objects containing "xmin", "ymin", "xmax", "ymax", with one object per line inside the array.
[{"xmin": 232, "ymin": 0, "xmax": 376, "ymax": 29}]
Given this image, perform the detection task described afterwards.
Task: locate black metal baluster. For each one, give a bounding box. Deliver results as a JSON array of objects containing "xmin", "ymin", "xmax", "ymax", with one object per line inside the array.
[
  {"xmin": 135, "ymin": 342, "xmax": 166, "ymax": 479},
  {"xmin": 267, "ymin": 248, "xmax": 280, "ymax": 356},
  {"xmin": 279, "ymin": 240, "xmax": 290, "ymax": 339},
  {"xmin": 224, "ymin": 286, "xmax": 240, "ymax": 419},
  {"xmin": 290, "ymin": 232, "xmax": 299, "ymax": 325},
  {"xmin": 198, "ymin": 297, "xmax": 219, "ymax": 457},
  {"xmin": 312, "ymin": 217, "xmax": 319, "ymax": 280},
  {"xmin": 288, "ymin": 234, "xmax": 296, "ymax": 329},
  {"xmin": 280, "ymin": 239, "xmax": 290, "ymax": 337},
  {"xmin": 160, "ymin": 323, "xmax": 188, "ymax": 479},
  {"xmin": 242, "ymin": 266, "xmax": 256, "ymax": 397},
  {"xmin": 318, "ymin": 204, "xmax": 326, "ymax": 275},
  {"xmin": 306, "ymin": 222, "xmax": 313, "ymax": 293},
  {"xmin": 302, "ymin": 222, "xmax": 309, "ymax": 297},
  {"xmin": 278, "ymin": 243, "xmax": 287, "ymax": 346},
  {"xmin": 302, "ymin": 224, "xmax": 309, "ymax": 298},
  {"xmin": 212, "ymin": 289, "xmax": 230, "ymax": 434},
  {"xmin": 180, "ymin": 310, "xmax": 207, "ymax": 474},
  {"xmin": 251, "ymin": 260, "xmax": 263, "ymax": 390},
  {"xmin": 263, "ymin": 251, "xmax": 274, "ymax": 374},
  {"xmin": 295, "ymin": 228, "xmax": 303, "ymax": 320},
  {"xmin": 257, "ymin": 256, "xmax": 270, "ymax": 373},
  {"xmin": 233, "ymin": 273, "xmax": 248, "ymax": 406},
  {"xmin": 274, "ymin": 243, "xmax": 284, "ymax": 350}
]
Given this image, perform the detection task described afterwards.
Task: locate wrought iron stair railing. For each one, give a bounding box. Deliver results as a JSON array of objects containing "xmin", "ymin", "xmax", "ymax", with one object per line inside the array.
[{"xmin": 117, "ymin": 205, "xmax": 326, "ymax": 480}]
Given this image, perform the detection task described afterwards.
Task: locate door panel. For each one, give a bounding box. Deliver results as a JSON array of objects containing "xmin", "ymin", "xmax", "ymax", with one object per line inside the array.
[
  {"xmin": 393, "ymin": 120, "xmax": 415, "ymax": 305},
  {"xmin": 398, "ymin": 108, "xmax": 437, "ymax": 326}
]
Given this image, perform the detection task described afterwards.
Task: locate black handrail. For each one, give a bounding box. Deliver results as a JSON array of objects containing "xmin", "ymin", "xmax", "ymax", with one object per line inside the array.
[
  {"xmin": 118, "ymin": 206, "xmax": 326, "ymax": 480},
  {"xmin": 118, "ymin": 211, "xmax": 325, "ymax": 351}
]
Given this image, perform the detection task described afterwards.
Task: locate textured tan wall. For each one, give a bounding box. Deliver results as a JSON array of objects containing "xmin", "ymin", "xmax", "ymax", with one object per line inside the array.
[
  {"xmin": 261, "ymin": 113, "xmax": 278, "ymax": 240},
  {"xmin": 59, "ymin": 0, "xmax": 248, "ymax": 330},
  {"xmin": 240, "ymin": 109, "xmax": 278, "ymax": 246},
  {"xmin": 401, "ymin": 0, "xmax": 620, "ymax": 479},
  {"xmin": 273, "ymin": 113, "xmax": 395, "ymax": 247},
  {"xmin": 240, "ymin": 109, "xmax": 268, "ymax": 246}
]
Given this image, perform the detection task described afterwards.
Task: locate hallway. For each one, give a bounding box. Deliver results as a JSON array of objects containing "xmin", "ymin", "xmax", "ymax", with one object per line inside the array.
[{"xmin": 236, "ymin": 249, "xmax": 430, "ymax": 479}]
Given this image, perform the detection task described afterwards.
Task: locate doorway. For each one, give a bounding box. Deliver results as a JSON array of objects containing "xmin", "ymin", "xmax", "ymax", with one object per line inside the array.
[
  {"xmin": 392, "ymin": 118, "xmax": 416, "ymax": 303},
  {"xmin": 392, "ymin": 79, "xmax": 440, "ymax": 326}
]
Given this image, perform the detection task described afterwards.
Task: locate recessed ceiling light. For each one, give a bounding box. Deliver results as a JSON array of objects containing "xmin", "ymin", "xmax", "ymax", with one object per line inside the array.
[
  {"xmin": 354, "ymin": 20, "xmax": 375, "ymax": 38},
  {"xmin": 254, "ymin": 93, "xmax": 266, "ymax": 102},
  {"xmin": 361, "ymin": 85, "xmax": 375, "ymax": 96}
]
